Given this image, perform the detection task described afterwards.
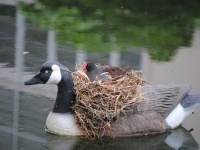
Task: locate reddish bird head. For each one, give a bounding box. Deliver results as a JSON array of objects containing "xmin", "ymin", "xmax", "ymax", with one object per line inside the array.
[{"xmin": 81, "ymin": 62, "xmax": 100, "ymax": 81}]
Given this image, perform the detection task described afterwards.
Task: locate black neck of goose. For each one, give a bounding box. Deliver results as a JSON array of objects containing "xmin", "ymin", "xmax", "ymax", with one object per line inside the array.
[{"xmin": 52, "ymin": 70, "xmax": 76, "ymax": 113}]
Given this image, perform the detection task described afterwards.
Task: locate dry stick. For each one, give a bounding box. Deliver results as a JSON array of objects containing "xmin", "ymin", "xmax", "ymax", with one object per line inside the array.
[{"xmin": 72, "ymin": 70, "xmax": 144, "ymax": 138}]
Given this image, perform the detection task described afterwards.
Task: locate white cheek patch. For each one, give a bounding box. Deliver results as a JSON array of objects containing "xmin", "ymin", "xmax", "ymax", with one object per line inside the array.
[{"xmin": 46, "ymin": 65, "xmax": 62, "ymax": 84}]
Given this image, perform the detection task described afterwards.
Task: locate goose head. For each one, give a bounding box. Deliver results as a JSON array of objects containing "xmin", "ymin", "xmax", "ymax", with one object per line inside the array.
[
  {"xmin": 24, "ymin": 61, "xmax": 67, "ymax": 86},
  {"xmin": 25, "ymin": 61, "xmax": 76, "ymax": 113}
]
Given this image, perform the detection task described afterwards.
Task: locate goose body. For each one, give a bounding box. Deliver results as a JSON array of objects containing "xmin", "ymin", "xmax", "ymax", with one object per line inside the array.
[{"xmin": 24, "ymin": 61, "xmax": 200, "ymax": 136}]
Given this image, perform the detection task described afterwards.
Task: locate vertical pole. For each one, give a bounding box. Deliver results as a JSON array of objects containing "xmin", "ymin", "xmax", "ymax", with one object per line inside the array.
[
  {"xmin": 47, "ymin": 30, "xmax": 57, "ymax": 61},
  {"xmin": 109, "ymin": 51, "xmax": 120, "ymax": 67},
  {"xmin": 13, "ymin": 8, "xmax": 26, "ymax": 150}
]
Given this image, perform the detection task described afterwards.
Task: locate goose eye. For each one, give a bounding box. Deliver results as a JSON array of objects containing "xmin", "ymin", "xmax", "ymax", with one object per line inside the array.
[{"xmin": 45, "ymin": 70, "xmax": 49, "ymax": 74}]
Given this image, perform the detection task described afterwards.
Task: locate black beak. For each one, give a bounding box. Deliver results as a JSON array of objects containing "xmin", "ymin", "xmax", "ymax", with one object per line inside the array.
[{"xmin": 24, "ymin": 73, "xmax": 42, "ymax": 85}]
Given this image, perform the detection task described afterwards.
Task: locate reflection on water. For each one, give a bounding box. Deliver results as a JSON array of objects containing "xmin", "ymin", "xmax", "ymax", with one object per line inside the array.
[
  {"xmin": 0, "ymin": 88, "xmax": 50, "ymax": 150},
  {"xmin": 18, "ymin": 0, "xmax": 200, "ymax": 61},
  {"xmin": 47, "ymin": 127, "xmax": 199, "ymax": 150},
  {"xmin": 165, "ymin": 127, "xmax": 199, "ymax": 150},
  {"xmin": 0, "ymin": 1, "xmax": 200, "ymax": 149}
]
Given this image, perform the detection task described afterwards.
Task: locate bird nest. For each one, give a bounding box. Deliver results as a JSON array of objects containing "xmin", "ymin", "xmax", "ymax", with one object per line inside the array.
[{"xmin": 71, "ymin": 70, "xmax": 144, "ymax": 138}]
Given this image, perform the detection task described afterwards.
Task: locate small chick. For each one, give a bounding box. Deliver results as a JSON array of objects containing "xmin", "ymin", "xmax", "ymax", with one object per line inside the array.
[{"xmin": 82, "ymin": 62, "xmax": 129, "ymax": 82}]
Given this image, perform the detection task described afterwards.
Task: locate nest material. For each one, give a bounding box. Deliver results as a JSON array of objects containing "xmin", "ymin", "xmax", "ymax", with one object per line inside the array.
[{"xmin": 71, "ymin": 70, "xmax": 144, "ymax": 138}]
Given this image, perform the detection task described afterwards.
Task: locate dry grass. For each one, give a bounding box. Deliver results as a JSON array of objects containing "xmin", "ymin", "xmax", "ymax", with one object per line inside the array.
[{"xmin": 71, "ymin": 70, "xmax": 144, "ymax": 138}]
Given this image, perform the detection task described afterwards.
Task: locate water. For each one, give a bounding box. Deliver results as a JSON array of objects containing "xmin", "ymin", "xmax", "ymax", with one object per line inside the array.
[{"xmin": 0, "ymin": 1, "xmax": 200, "ymax": 149}]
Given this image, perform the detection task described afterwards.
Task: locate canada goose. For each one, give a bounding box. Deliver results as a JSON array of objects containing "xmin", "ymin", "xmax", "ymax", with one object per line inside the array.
[{"xmin": 24, "ymin": 61, "xmax": 200, "ymax": 136}]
